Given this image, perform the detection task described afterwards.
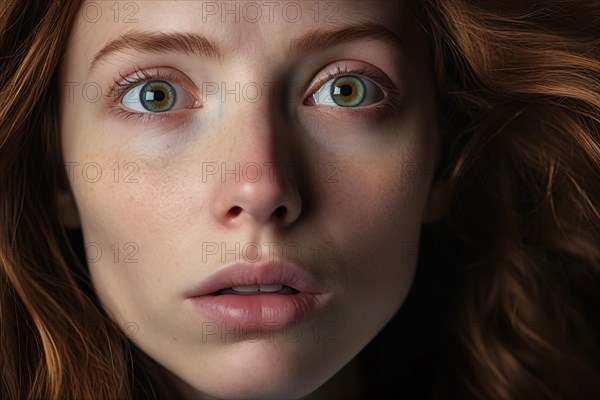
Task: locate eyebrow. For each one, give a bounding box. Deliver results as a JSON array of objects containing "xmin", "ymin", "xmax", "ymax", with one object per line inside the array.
[
  {"xmin": 88, "ymin": 23, "xmax": 403, "ymax": 73},
  {"xmin": 89, "ymin": 31, "xmax": 220, "ymax": 73},
  {"xmin": 286, "ymin": 22, "xmax": 404, "ymax": 57}
]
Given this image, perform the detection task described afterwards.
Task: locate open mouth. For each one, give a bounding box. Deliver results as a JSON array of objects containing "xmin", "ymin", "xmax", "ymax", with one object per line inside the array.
[
  {"xmin": 187, "ymin": 262, "xmax": 329, "ymax": 329},
  {"xmin": 213, "ymin": 285, "xmax": 300, "ymax": 295}
]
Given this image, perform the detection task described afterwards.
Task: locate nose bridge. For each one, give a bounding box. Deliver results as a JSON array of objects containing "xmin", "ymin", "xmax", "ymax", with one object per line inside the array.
[
  {"xmin": 225, "ymin": 99, "xmax": 285, "ymax": 183},
  {"xmin": 210, "ymin": 93, "xmax": 302, "ymax": 228},
  {"xmin": 232, "ymin": 102, "xmax": 278, "ymax": 159}
]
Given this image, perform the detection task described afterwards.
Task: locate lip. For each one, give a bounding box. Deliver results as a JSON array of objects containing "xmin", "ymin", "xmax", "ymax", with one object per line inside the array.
[{"xmin": 185, "ymin": 261, "xmax": 331, "ymax": 330}]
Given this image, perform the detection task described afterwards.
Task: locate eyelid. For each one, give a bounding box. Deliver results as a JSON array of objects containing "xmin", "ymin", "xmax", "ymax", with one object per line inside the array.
[
  {"xmin": 108, "ymin": 66, "xmax": 201, "ymax": 108},
  {"xmin": 304, "ymin": 61, "xmax": 397, "ymax": 101}
]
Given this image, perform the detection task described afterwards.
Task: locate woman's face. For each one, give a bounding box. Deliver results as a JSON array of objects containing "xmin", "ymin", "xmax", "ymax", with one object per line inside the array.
[{"xmin": 59, "ymin": 0, "xmax": 442, "ymax": 398}]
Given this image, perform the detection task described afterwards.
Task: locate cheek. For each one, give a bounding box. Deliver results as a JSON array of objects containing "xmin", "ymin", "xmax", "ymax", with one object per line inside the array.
[
  {"xmin": 330, "ymin": 163, "xmax": 423, "ymax": 237},
  {"xmin": 320, "ymin": 132, "xmax": 433, "ymax": 252},
  {"xmin": 72, "ymin": 156, "xmax": 202, "ymax": 235},
  {"xmin": 66, "ymin": 156, "xmax": 205, "ymax": 314},
  {"xmin": 316, "ymin": 146, "xmax": 431, "ymax": 312}
]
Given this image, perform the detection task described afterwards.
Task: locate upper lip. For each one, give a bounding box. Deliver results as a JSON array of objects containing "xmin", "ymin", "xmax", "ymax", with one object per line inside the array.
[{"xmin": 184, "ymin": 261, "xmax": 326, "ymax": 297}]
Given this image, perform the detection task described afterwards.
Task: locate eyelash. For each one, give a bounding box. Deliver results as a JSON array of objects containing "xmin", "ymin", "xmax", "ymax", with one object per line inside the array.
[
  {"xmin": 307, "ymin": 63, "xmax": 403, "ymax": 120},
  {"xmin": 107, "ymin": 64, "xmax": 402, "ymax": 123},
  {"xmin": 107, "ymin": 67, "xmax": 187, "ymax": 124}
]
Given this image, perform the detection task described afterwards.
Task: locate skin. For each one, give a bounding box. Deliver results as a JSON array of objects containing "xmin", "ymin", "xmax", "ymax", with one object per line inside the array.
[{"xmin": 58, "ymin": 1, "xmax": 446, "ymax": 398}]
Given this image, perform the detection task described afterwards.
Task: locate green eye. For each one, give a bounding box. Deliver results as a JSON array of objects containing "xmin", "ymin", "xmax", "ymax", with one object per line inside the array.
[
  {"xmin": 139, "ymin": 80, "xmax": 176, "ymax": 112},
  {"xmin": 330, "ymin": 76, "xmax": 366, "ymax": 107},
  {"xmin": 307, "ymin": 75, "xmax": 384, "ymax": 108}
]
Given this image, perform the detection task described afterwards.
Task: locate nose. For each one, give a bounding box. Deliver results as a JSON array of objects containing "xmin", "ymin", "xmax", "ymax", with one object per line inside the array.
[{"xmin": 211, "ymin": 107, "xmax": 302, "ymax": 229}]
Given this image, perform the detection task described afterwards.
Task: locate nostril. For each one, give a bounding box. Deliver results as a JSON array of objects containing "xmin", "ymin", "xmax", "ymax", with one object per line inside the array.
[
  {"xmin": 227, "ymin": 206, "xmax": 243, "ymax": 218},
  {"xmin": 273, "ymin": 206, "xmax": 287, "ymax": 219}
]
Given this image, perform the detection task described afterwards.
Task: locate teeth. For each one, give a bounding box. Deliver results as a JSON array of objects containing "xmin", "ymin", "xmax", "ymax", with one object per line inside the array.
[
  {"xmin": 219, "ymin": 284, "xmax": 293, "ymax": 295},
  {"xmin": 259, "ymin": 284, "xmax": 284, "ymax": 293},
  {"xmin": 231, "ymin": 285, "xmax": 259, "ymax": 293},
  {"xmin": 230, "ymin": 284, "xmax": 285, "ymax": 293}
]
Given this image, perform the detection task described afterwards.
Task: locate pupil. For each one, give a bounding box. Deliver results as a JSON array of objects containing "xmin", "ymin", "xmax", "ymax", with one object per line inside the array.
[
  {"xmin": 153, "ymin": 90, "xmax": 165, "ymax": 102},
  {"xmin": 340, "ymin": 84, "xmax": 353, "ymax": 96}
]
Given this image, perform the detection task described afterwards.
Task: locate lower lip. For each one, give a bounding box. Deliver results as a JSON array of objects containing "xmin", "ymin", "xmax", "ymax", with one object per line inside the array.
[{"xmin": 189, "ymin": 293, "xmax": 327, "ymax": 331}]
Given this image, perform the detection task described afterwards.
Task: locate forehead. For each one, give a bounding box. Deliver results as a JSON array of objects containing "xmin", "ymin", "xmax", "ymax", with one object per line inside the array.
[{"xmin": 72, "ymin": 0, "xmax": 417, "ymax": 65}]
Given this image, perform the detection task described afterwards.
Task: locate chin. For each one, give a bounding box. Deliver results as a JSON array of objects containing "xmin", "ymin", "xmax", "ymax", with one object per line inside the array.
[
  {"xmin": 198, "ymin": 384, "xmax": 316, "ymax": 400},
  {"xmin": 175, "ymin": 340, "xmax": 338, "ymax": 400},
  {"xmin": 185, "ymin": 369, "xmax": 325, "ymax": 400}
]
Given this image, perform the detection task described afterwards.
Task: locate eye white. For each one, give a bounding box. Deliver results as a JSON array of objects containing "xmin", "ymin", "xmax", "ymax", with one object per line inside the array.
[
  {"xmin": 310, "ymin": 76, "xmax": 383, "ymax": 107},
  {"xmin": 121, "ymin": 81, "xmax": 184, "ymax": 113}
]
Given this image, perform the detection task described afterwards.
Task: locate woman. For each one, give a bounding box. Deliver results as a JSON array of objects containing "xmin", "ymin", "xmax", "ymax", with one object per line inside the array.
[{"xmin": 1, "ymin": 0, "xmax": 598, "ymax": 399}]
